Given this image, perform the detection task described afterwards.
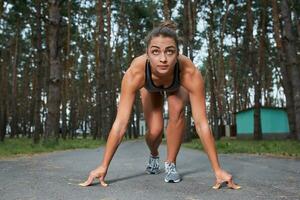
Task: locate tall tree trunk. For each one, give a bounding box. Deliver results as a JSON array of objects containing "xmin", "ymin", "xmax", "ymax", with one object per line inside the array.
[
  {"xmin": 183, "ymin": 0, "xmax": 190, "ymax": 141},
  {"xmin": 0, "ymin": 0, "xmax": 3, "ymax": 17},
  {"xmin": 10, "ymin": 21, "xmax": 20, "ymax": 138},
  {"xmin": 183, "ymin": 0, "xmax": 198, "ymax": 141},
  {"xmin": 207, "ymin": 1, "xmax": 219, "ymax": 139},
  {"xmin": 0, "ymin": 49, "xmax": 8, "ymax": 141},
  {"xmin": 96, "ymin": 0, "xmax": 105, "ymax": 139},
  {"xmin": 22, "ymin": 63, "xmax": 30, "ymax": 137},
  {"xmin": 291, "ymin": 2, "xmax": 300, "ymax": 51},
  {"xmin": 81, "ymin": 41, "xmax": 89, "ymax": 139},
  {"xmin": 44, "ymin": 0, "xmax": 62, "ymax": 145},
  {"xmin": 217, "ymin": 0, "xmax": 230, "ymax": 128},
  {"xmin": 106, "ymin": 0, "xmax": 116, "ymax": 139},
  {"xmin": 271, "ymin": 0, "xmax": 296, "ymax": 139},
  {"xmin": 69, "ymin": 87, "xmax": 76, "ymax": 139},
  {"xmin": 281, "ymin": 0, "xmax": 300, "ymax": 140},
  {"xmin": 61, "ymin": 0, "xmax": 72, "ymax": 140},
  {"xmin": 231, "ymin": 1, "xmax": 239, "ymax": 126},
  {"xmin": 182, "ymin": 0, "xmax": 189, "ymax": 56},
  {"xmin": 246, "ymin": 0, "xmax": 262, "ymax": 140},
  {"xmin": 163, "ymin": 0, "xmax": 171, "ymax": 20},
  {"xmin": 33, "ymin": 0, "xmax": 43, "ymax": 144},
  {"xmin": 254, "ymin": 0, "xmax": 267, "ymax": 140}
]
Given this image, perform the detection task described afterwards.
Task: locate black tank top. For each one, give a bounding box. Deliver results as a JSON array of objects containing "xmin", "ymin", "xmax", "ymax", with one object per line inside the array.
[{"xmin": 144, "ymin": 60, "xmax": 181, "ymax": 93}]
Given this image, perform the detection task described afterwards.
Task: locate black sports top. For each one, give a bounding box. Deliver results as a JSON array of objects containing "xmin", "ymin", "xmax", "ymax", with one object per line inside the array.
[{"xmin": 144, "ymin": 60, "xmax": 181, "ymax": 93}]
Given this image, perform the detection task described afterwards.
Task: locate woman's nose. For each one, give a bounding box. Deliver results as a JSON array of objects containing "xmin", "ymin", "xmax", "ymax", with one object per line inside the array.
[{"xmin": 159, "ymin": 53, "xmax": 167, "ymax": 62}]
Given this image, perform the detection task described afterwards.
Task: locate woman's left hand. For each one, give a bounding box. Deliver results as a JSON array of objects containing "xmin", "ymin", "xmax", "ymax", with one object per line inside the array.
[{"xmin": 213, "ymin": 169, "xmax": 241, "ymax": 190}]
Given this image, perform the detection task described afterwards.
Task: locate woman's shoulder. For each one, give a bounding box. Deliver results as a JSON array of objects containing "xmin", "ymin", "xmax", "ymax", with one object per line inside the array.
[
  {"xmin": 177, "ymin": 54, "xmax": 203, "ymax": 90},
  {"xmin": 126, "ymin": 54, "xmax": 147, "ymax": 76},
  {"xmin": 178, "ymin": 54, "xmax": 197, "ymax": 74},
  {"xmin": 123, "ymin": 54, "xmax": 147, "ymax": 89},
  {"xmin": 131, "ymin": 54, "xmax": 147, "ymax": 67}
]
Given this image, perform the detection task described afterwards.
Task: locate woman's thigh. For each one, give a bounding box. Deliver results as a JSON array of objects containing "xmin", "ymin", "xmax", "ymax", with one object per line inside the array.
[
  {"xmin": 167, "ymin": 86, "xmax": 189, "ymax": 120},
  {"xmin": 140, "ymin": 88, "xmax": 164, "ymax": 134}
]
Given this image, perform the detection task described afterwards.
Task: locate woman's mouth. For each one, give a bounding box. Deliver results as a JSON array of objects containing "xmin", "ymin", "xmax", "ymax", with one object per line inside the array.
[{"xmin": 157, "ymin": 65, "xmax": 168, "ymax": 69}]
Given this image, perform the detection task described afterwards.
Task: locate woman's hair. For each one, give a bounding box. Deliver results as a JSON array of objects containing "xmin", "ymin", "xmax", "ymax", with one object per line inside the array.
[{"xmin": 145, "ymin": 20, "xmax": 178, "ymax": 50}]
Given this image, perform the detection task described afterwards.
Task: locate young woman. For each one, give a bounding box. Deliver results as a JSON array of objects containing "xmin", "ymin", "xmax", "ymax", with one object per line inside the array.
[{"xmin": 80, "ymin": 21, "xmax": 240, "ymax": 189}]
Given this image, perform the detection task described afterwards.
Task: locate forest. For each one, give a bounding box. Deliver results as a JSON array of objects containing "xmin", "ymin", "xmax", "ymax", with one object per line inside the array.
[{"xmin": 0, "ymin": 0, "xmax": 299, "ymax": 145}]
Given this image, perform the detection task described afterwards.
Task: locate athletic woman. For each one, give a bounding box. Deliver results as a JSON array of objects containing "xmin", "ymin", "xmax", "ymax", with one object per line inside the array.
[{"xmin": 80, "ymin": 21, "xmax": 240, "ymax": 190}]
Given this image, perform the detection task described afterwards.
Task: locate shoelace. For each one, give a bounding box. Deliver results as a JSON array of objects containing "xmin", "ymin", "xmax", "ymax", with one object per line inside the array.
[
  {"xmin": 149, "ymin": 157, "xmax": 159, "ymax": 169},
  {"xmin": 152, "ymin": 158, "xmax": 159, "ymax": 169},
  {"xmin": 167, "ymin": 163, "xmax": 177, "ymax": 174}
]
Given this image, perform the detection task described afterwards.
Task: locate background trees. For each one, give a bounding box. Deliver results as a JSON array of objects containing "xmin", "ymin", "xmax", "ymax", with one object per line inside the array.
[{"xmin": 0, "ymin": 0, "xmax": 299, "ymax": 143}]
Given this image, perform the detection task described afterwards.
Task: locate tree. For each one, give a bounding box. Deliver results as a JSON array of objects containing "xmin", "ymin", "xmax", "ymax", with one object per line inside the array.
[
  {"xmin": 280, "ymin": 0, "xmax": 300, "ymax": 140},
  {"xmin": 271, "ymin": 0, "xmax": 296, "ymax": 139},
  {"xmin": 44, "ymin": 0, "xmax": 63, "ymax": 145},
  {"xmin": 32, "ymin": 0, "xmax": 44, "ymax": 143}
]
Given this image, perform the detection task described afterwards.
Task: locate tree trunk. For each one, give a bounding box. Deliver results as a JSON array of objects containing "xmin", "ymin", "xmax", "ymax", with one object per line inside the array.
[
  {"xmin": 106, "ymin": 0, "xmax": 115, "ymax": 139},
  {"xmin": 271, "ymin": 0, "xmax": 296, "ymax": 139},
  {"xmin": 96, "ymin": 0, "xmax": 105, "ymax": 139},
  {"xmin": 61, "ymin": 0, "xmax": 72, "ymax": 140},
  {"xmin": 0, "ymin": 49, "xmax": 8, "ymax": 141},
  {"xmin": 22, "ymin": 63, "xmax": 30, "ymax": 137},
  {"xmin": 246, "ymin": 0, "xmax": 262, "ymax": 140},
  {"xmin": 163, "ymin": 0, "xmax": 171, "ymax": 20},
  {"xmin": 182, "ymin": 0, "xmax": 198, "ymax": 141},
  {"xmin": 33, "ymin": 0, "xmax": 43, "ymax": 144},
  {"xmin": 10, "ymin": 22, "xmax": 20, "ymax": 138},
  {"xmin": 0, "ymin": 0, "xmax": 3, "ymax": 17},
  {"xmin": 231, "ymin": 1, "xmax": 239, "ymax": 126},
  {"xmin": 44, "ymin": 0, "xmax": 62, "ymax": 145},
  {"xmin": 207, "ymin": 1, "xmax": 220, "ymax": 139},
  {"xmin": 254, "ymin": 0, "xmax": 267, "ymax": 140},
  {"xmin": 281, "ymin": 0, "xmax": 300, "ymax": 140},
  {"xmin": 217, "ymin": 0, "xmax": 230, "ymax": 128},
  {"xmin": 182, "ymin": 0, "xmax": 189, "ymax": 56}
]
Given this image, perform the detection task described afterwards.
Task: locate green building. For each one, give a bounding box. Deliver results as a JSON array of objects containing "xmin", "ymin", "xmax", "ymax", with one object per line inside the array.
[{"xmin": 236, "ymin": 107, "xmax": 290, "ymax": 138}]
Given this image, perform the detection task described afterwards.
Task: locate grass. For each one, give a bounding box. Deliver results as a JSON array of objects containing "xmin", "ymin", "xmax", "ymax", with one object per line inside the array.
[
  {"xmin": 1, "ymin": 137, "xmax": 300, "ymax": 159},
  {"xmin": 183, "ymin": 138, "xmax": 300, "ymax": 158},
  {"xmin": 0, "ymin": 137, "xmax": 105, "ymax": 159}
]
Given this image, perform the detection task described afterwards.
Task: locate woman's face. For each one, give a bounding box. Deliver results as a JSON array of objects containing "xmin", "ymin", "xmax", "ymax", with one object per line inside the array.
[{"xmin": 147, "ymin": 35, "xmax": 178, "ymax": 76}]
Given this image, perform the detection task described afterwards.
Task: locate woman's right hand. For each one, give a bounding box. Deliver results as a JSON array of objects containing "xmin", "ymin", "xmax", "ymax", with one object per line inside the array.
[{"xmin": 79, "ymin": 165, "xmax": 108, "ymax": 187}]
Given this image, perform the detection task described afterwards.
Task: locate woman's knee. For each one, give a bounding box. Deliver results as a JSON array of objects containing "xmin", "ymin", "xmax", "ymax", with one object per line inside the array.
[
  {"xmin": 167, "ymin": 87, "xmax": 188, "ymax": 123},
  {"xmin": 168, "ymin": 103, "xmax": 185, "ymax": 123},
  {"xmin": 147, "ymin": 125, "xmax": 164, "ymax": 138}
]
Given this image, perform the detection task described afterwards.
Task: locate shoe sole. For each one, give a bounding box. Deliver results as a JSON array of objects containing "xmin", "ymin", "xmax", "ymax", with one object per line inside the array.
[
  {"xmin": 145, "ymin": 170, "xmax": 160, "ymax": 175},
  {"xmin": 164, "ymin": 178, "xmax": 181, "ymax": 183}
]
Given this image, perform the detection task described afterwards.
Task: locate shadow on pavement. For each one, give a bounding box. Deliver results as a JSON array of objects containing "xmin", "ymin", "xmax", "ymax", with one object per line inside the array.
[{"xmin": 107, "ymin": 172, "xmax": 147, "ymax": 184}]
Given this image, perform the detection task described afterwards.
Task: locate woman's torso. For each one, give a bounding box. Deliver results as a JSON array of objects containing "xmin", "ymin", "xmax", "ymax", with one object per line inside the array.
[
  {"xmin": 126, "ymin": 54, "xmax": 194, "ymax": 93},
  {"xmin": 144, "ymin": 59, "xmax": 181, "ymax": 93}
]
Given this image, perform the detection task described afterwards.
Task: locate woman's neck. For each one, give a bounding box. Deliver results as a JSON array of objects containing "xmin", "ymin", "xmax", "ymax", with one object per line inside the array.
[{"xmin": 151, "ymin": 68, "xmax": 174, "ymax": 88}]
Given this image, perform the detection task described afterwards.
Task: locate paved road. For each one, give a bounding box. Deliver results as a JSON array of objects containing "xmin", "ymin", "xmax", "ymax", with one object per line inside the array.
[{"xmin": 0, "ymin": 140, "xmax": 300, "ymax": 200}]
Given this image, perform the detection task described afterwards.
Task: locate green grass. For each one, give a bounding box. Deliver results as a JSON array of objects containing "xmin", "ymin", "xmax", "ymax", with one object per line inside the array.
[
  {"xmin": 2, "ymin": 137, "xmax": 300, "ymax": 159},
  {"xmin": 183, "ymin": 138, "xmax": 300, "ymax": 158},
  {"xmin": 0, "ymin": 138, "xmax": 105, "ymax": 159}
]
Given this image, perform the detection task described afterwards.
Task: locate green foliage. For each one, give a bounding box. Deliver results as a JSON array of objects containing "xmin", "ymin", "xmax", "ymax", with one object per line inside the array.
[
  {"xmin": 42, "ymin": 138, "xmax": 59, "ymax": 148},
  {"xmin": 183, "ymin": 138, "xmax": 300, "ymax": 157},
  {"xmin": 0, "ymin": 138, "xmax": 105, "ymax": 158}
]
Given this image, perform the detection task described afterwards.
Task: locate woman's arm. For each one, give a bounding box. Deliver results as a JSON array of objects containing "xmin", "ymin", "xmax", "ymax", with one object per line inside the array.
[
  {"xmin": 181, "ymin": 57, "xmax": 240, "ymax": 189},
  {"xmin": 80, "ymin": 63, "xmax": 144, "ymax": 187},
  {"xmin": 183, "ymin": 67, "xmax": 222, "ymax": 173},
  {"xmin": 99, "ymin": 71, "xmax": 137, "ymax": 169}
]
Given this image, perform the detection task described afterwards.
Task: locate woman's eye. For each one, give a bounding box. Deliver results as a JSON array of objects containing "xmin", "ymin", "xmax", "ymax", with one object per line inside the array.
[
  {"xmin": 152, "ymin": 50, "xmax": 159, "ymax": 55},
  {"xmin": 166, "ymin": 50, "xmax": 175, "ymax": 55}
]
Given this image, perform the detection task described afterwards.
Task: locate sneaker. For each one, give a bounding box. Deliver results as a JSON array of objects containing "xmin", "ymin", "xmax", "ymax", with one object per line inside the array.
[
  {"xmin": 145, "ymin": 155, "xmax": 160, "ymax": 174},
  {"xmin": 164, "ymin": 162, "xmax": 181, "ymax": 183}
]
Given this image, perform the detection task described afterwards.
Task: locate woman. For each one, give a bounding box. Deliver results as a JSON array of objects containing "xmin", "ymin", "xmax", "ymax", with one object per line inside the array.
[{"xmin": 80, "ymin": 21, "xmax": 240, "ymax": 189}]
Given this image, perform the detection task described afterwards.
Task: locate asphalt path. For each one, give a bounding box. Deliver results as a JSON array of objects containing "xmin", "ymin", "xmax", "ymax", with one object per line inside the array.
[{"xmin": 1, "ymin": 139, "xmax": 300, "ymax": 200}]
